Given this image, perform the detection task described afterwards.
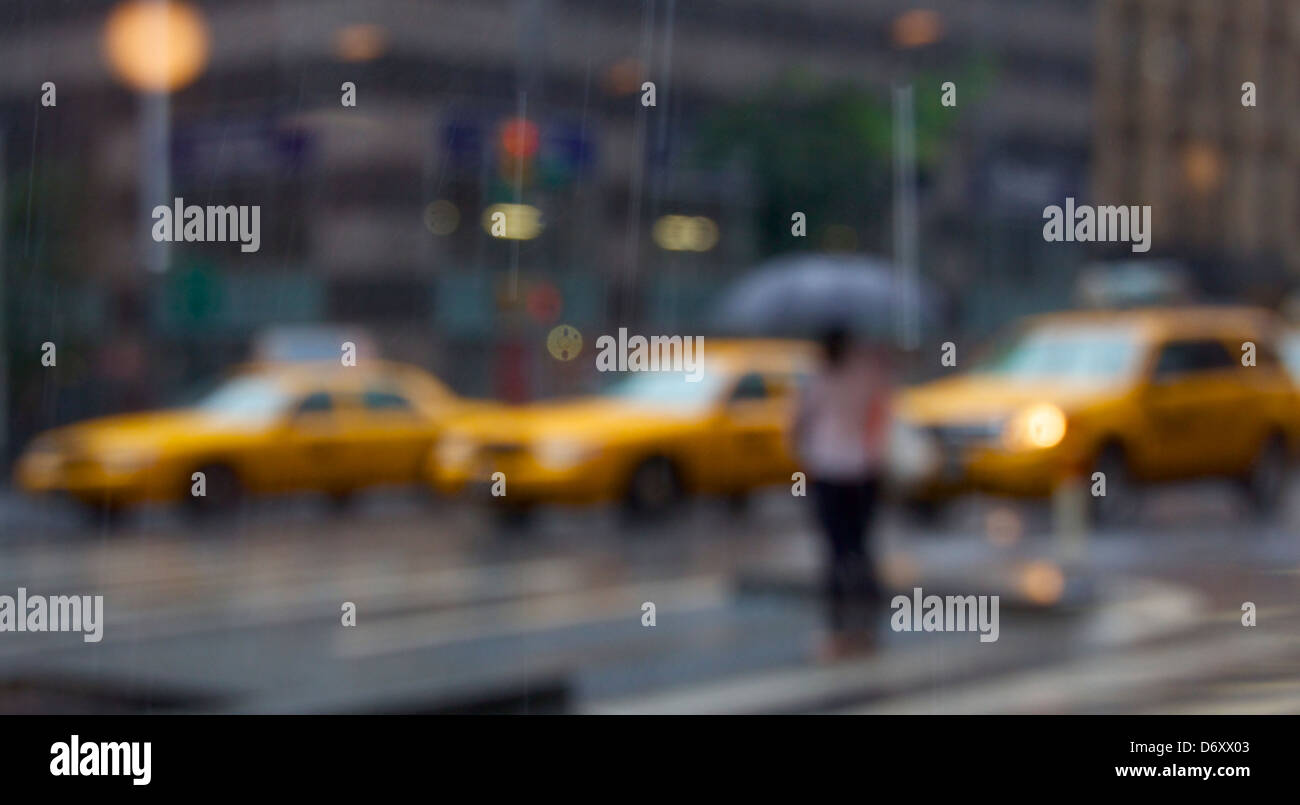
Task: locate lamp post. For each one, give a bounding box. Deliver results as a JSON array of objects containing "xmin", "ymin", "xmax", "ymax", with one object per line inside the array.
[
  {"xmin": 892, "ymin": 85, "xmax": 918, "ymax": 351},
  {"xmin": 889, "ymin": 10, "xmax": 941, "ymax": 352},
  {"xmin": 0, "ymin": 131, "xmax": 8, "ymax": 466},
  {"xmin": 103, "ymin": 0, "xmax": 209, "ymax": 275}
]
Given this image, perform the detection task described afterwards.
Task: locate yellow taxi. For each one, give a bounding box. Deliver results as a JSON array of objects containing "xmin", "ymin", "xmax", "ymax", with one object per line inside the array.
[
  {"xmin": 892, "ymin": 306, "xmax": 1299, "ymax": 522},
  {"xmin": 429, "ymin": 339, "xmax": 816, "ymax": 515},
  {"xmin": 16, "ymin": 360, "xmax": 462, "ymax": 515}
]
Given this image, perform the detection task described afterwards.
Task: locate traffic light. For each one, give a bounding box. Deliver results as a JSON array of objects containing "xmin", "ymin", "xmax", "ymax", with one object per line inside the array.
[{"xmin": 496, "ymin": 117, "xmax": 540, "ymax": 185}]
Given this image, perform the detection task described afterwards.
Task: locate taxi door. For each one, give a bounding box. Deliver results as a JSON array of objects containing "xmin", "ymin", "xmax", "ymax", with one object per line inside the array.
[
  {"xmin": 720, "ymin": 371, "xmax": 800, "ymax": 491},
  {"xmin": 277, "ymin": 391, "xmax": 355, "ymax": 491},
  {"xmin": 1140, "ymin": 338, "xmax": 1246, "ymax": 479},
  {"xmin": 335, "ymin": 386, "xmax": 440, "ymax": 486}
]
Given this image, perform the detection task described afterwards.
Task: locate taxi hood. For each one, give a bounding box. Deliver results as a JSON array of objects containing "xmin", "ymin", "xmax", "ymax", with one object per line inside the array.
[
  {"xmin": 896, "ymin": 373, "xmax": 1124, "ymax": 425},
  {"xmin": 440, "ymin": 395, "xmax": 713, "ymax": 444},
  {"xmin": 38, "ymin": 408, "xmax": 275, "ymax": 454}
]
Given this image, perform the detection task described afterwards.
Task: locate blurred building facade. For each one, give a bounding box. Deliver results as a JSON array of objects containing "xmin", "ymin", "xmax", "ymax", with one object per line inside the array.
[
  {"xmin": 1094, "ymin": 0, "xmax": 1297, "ymax": 295},
  {"xmin": 0, "ymin": 0, "xmax": 1099, "ymax": 449}
]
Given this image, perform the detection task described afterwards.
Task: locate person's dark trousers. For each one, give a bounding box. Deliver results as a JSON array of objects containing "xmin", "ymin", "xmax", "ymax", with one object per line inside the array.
[{"xmin": 811, "ymin": 477, "xmax": 882, "ymax": 632}]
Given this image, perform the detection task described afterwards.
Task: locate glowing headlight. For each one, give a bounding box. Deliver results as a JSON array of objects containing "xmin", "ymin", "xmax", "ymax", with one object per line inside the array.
[
  {"xmin": 436, "ymin": 435, "xmax": 477, "ymax": 468},
  {"xmin": 26, "ymin": 435, "xmax": 58, "ymax": 455},
  {"xmin": 97, "ymin": 447, "xmax": 158, "ymax": 472},
  {"xmin": 887, "ymin": 421, "xmax": 940, "ymax": 483},
  {"xmin": 1002, "ymin": 403, "xmax": 1067, "ymax": 451},
  {"xmin": 21, "ymin": 450, "xmax": 62, "ymax": 475},
  {"xmin": 533, "ymin": 439, "xmax": 598, "ymax": 471}
]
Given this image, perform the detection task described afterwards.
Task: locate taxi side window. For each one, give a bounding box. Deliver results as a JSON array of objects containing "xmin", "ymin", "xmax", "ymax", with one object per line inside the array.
[
  {"xmin": 1250, "ymin": 341, "xmax": 1280, "ymax": 369},
  {"xmin": 730, "ymin": 372, "xmax": 768, "ymax": 401},
  {"xmin": 761, "ymin": 374, "xmax": 798, "ymax": 399},
  {"xmin": 1151, "ymin": 340, "xmax": 1233, "ymax": 381},
  {"xmin": 363, "ymin": 388, "xmax": 414, "ymax": 412},
  {"xmin": 294, "ymin": 391, "xmax": 333, "ymax": 415}
]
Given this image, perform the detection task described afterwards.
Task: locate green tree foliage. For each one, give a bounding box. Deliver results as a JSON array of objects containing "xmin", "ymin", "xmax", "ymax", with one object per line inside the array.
[{"xmin": 693, "ymin": 63, "xmax": 991, "ymax": 257}]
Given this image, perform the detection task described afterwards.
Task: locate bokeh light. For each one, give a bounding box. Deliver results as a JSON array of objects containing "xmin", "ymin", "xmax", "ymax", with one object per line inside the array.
[{"xmin": 103, "ymin": 0, "xmax": 209, "ymax": 92}]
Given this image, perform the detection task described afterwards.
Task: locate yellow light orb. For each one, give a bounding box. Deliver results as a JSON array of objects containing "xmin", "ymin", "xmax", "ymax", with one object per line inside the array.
[
  {"xmin": 892, "ymin": 10, "xmax": 944, "ymax": 49},
  {"xmin": 985, "ymin": 506, "xmax": 1024, "ymax": 547},
  {"xmin": 104, "ymin": 0, "xmax": 209, "ymax": 93},
  {"xmin": 1183, "ymin": 142, "xmax": 1223, "ymax": 196},
  {"xmin": 652, "ymin": 215, "xmax": 719, "ymax": 252},
  {"xmin": 1019, "ymin": 561, "xmax": 1066, "ymax": 606},
  {"xmin": 424, "ymin": 200, "xmax": 460, "ymax": 236},
  {"xmin": 335, "ymin": 24, "xmax": 387, "ymax": 63},
  {"xmin": 482, "ymin": 203, "xmax": 544, "ymax": 240}
]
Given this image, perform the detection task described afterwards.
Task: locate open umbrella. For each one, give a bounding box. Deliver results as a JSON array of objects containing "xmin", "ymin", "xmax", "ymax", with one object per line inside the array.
[{"xmin": 712, "ymin": 253, "xmax": 938, "ymax": 341}]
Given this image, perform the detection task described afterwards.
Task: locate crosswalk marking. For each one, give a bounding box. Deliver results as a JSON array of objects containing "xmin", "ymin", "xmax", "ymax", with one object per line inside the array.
[
  {"xmin": 839, "ymin": 627, "xmax": 1300, "ymax": 714},
  {"xmin": 4, "ymin": 494, "xmax": 1295, "ymax": 714},
  {"xmin": 334, "ymin": 575, "xmax": 728, "ymax": 657}
]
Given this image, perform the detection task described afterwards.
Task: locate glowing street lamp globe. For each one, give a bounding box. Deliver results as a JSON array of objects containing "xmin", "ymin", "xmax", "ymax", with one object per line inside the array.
[{"xmin": 104, "ymin": 0, "xmax": 209, "ymax": 93}]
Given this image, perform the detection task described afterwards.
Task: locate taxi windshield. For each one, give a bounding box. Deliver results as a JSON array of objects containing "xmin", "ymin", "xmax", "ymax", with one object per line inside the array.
[
  {"xmin": 194, "ymin": 375, "xmax": 293, "ymax": 424},
  {"xmin": 977, "ymin": 325, "xmax": 1142, "ymax": 383},
  {"xmin": 603, "ymin": 370, "xmax": 724, "ymax": 412}
]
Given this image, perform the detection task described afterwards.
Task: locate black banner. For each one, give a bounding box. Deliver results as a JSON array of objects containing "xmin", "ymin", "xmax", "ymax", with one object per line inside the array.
[{"xmin": 2, "ymin": 715, "xmax": 1283, "ymax": 792}]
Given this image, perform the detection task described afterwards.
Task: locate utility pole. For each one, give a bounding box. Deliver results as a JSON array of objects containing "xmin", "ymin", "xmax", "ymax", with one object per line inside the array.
[
  {"xmin": 0, "ymin": 129, "xmax": 9, "ymax": 468},
  {"xmin": 140, "ymin": 91, "xmax": 170, "ymax": 275}
]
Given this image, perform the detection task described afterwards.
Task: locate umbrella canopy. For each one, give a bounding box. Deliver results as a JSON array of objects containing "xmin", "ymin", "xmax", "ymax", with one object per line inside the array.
[{"xmin": 712, "ymin": 253, "xmax": 938, "ymax": 341}]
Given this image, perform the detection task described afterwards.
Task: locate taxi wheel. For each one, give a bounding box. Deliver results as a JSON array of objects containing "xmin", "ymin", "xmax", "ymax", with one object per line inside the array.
[
  {"xmin": 80, "ymin": 499, "xmax": 130, "ymax": 530},
  {"xmin": 185, "ymin": 463, "xmax": 243, "ymax": 518},
  {"xmin": 724, "ymin": 491, "xmax": 750, "ymax": 518},
  {"xmin": 624, "ymin": 457, "xmax": 683, "ymax": 518},
  {"xmin": 902, "ymin": 498, "xmax": 946, "ymax": 529},
  {"xmin": 493, "ymin": 502, "xmax": 536, "ymax": 530},
  {"xmin": 1243, "ymin": 435, "xmax": 1287, "ymax": 518},
  {"xmin": 1090, "ymin": 444, "xmax": 1138, "ymax": 529},
  {"xmin": 326, "ymin": 489, "xmax": 356, "ymax": 511}
]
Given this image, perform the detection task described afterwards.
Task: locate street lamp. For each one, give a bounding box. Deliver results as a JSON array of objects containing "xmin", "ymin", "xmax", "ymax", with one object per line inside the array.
[
  {"xmin": 889, "ymin": 10, "xmax": 943, "ymax": 350},
  {"xmin": 104, "ymin": 0, "xmax": 208, "ymax": 93},
  {"xmin": 891, "ymin": 10, "xmax": 944, "ymax": 50},
  {"xmin": 103, "ymin": 0, "xmax": 209, "ymax": 274}
]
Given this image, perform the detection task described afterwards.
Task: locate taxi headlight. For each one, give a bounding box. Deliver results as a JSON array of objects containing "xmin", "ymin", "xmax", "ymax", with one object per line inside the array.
[
  {"xmin": 96, "ymin": 446, "xmax": 159, "ymax": 472},
  {"xmin": 436, "ymin": 434, "xmax": 477, "ymax": 468},
  {"xmin": 26, "ymin": 435, "xmax": 58, "ymax": 455},
  {"xmin": 887, "ymin": 421, "xmax": 940, "ymax": 483},
  {"xmin": 20, "ymin": 447, "xmax": 63, "ymax": 476},
  {"xmin": 1002, "ymin": 403, "xmax": 1067, "ymax": 451},
  {"xmin": 533, "ymin": 439, "xmax": 599, "ymax": 471}
]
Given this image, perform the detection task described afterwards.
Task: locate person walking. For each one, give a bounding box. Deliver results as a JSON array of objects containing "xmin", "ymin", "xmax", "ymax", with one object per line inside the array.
[{"xmin": 791, "ymin": 324, "xmax": 893, "ymax": 661}]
